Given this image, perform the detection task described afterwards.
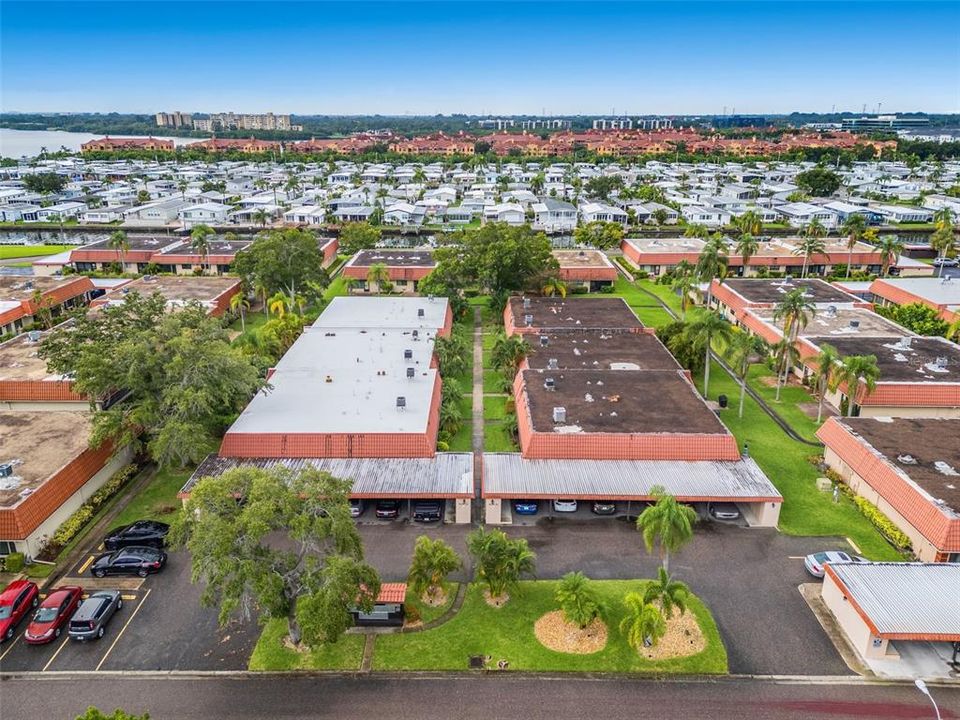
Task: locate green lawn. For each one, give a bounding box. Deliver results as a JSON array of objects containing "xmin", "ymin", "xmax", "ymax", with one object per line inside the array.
[
  {"xmin": 323, "ymin": 276, "xmax": 349, "ymax": 302},
  {"xmin": 228, "ymin": 309, "xmax": 270, "ymax": 336},
  {"xmin": 696, "ymin": 359, "xmax": 902, "ymax": 560},
  {"xmin": 445, "ymin": 396, "xmax": 474, "ymax": 452},
  {"xmin": 373, "ymin": 580, "xmax": 727, "ymax": 673},
  {"xmin": 632, "ymin": 306, "xmax": 675, "ymax": 328},
  {"xmin": 743, "ymin": 364, "xmax": 822, "ymax": 444},
  {"xmin": 111, "ymin": 467, "xmax": 191, "ymax": 528},
  {"xmin": 0, "ymin": 244, "xmax": 73, "ymax": 260},
  {"xmin": 249, "ymin": 619, "xmax": 365, "ymax": 671},
  {"xmin": 483, "ymin": 395, "xmax": 508, "ymax": 421},
  {"xmin": 483, "ymin": 369, "xmax": 507, "ymax": 394},
  {"xmin": 484, "ymin": 422, "xmax": 518, "ymax": 452},
  {"xmin": 407, "ymin": 582, "xmax": 459, "ymax": 626}
]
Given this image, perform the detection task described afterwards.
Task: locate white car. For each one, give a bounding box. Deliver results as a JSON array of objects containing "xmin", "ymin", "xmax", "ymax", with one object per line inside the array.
[
  {"xmin": 553, "ymin": 499, "xmax": 578, "ymax": 513},
  {"xmin": 803, "ymin": 550, "xmax": 867, "ymax": 578}
]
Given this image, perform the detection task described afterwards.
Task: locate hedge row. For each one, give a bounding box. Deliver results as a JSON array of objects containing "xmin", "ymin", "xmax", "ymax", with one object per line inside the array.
[
  {"xmin": 36, "ymin": 464, "xmax": 140, "ymax": 561},
  {"xmin": 853, "ymin": 496, "xmax": 914, "ymax": 552}
]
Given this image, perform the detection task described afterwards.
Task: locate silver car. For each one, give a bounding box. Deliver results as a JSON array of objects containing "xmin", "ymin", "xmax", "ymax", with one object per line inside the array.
[
  {"xmin": 68, "ymin": 590, "xmax": 122, "ymax": 641},
  {"xmin": 803, "ymin": 551, "xmax": 867, "ymax": 579}
]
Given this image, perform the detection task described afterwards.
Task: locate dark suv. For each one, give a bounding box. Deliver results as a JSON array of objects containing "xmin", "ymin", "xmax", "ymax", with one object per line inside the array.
[
  {"xmin": 68, "ymin": 590, "xmax": 122, "ymax": 641},
  {"xmin": 103, "ymin": 520, "xmax": 170, "ymax": 550},
  {"xmin": 413, "ymin": 501, "xmax": 444, "ymax": 523}
]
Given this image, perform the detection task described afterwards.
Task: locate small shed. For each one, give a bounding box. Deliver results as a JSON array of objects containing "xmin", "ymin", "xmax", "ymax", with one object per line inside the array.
[{"xmin": 352, "ymin": 583, "xmax": 407, "ymax": 627}]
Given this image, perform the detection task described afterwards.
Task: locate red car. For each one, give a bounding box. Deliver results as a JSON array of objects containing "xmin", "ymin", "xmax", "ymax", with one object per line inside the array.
[
  {"xmin": 24, "ymin": 586, "xmax": 83, "ymax": 645},
  {"xmin": 0, "ymin": 579, "xmax": 40, "ymax": 642}
]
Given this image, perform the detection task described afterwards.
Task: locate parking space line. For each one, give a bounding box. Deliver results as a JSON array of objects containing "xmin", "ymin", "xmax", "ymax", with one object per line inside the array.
[
  {"xmin": 846, "ymin": 538, "xmax": 862, "ymax": 554},
  {"xmin": 788, "ymin": 556, "xmax": 805, "ymax": 559},
  {"xmin": 77, "ymin": 555, "xmax": 96, "ymax": 575},
  {"xmin": 95, "ymin": 588, "xmax": 150, "ymax": 672},
  {"xmin": 0, "ymin": 634, "xmax": 21, "ymax": 662},
  {"xmin": 41, "ymin": 635, "xmax": 71, "ymax": 672}
]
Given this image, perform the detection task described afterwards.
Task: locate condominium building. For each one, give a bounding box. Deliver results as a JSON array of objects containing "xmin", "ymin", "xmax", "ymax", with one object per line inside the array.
[
  {"xmin": 155, "ymin": 111, "xmax": 193, "ymax": 128},
  {"xmin": 193, "ymin": 112, "xmax": 300, "ymax": 132}
]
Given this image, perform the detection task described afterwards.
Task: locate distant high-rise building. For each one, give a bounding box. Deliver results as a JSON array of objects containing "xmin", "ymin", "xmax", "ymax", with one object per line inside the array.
[
  {"xmin": 841, "ymin": 115, "xmax": 930, "ymax": 131},
  {"xmin": 593, "ymin": 117, "xmax": 633, "ymax": 130},
  {"xmin": 155, "ymin": 111, "xmax": 192, "ymax": 128},
  {"xmin": 191, "ymin": 112, "xmax": 299, "ymax": 132}
]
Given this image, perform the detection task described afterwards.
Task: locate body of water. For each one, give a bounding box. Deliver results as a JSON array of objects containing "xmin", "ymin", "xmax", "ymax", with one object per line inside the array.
[{"xmin": 0, "ymin": 128, "xmax": 196, "ymax": 158}]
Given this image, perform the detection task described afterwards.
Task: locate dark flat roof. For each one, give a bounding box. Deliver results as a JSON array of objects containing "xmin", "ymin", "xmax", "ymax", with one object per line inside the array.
[
  {"xmin": 838, "ymin": 417, "xmax": 960, "ymax": 513},
  {"xmin": 525, "ymin": 330, "xmax": 680, "ymax": 371},
  {"xmin": 80, "ymin": 235, "xmax": 183, "ymax": 253},
  {"xmin": 509, "ymin": 297, "xmax": 643, "ymax": 331},
  {"xmin": 350, "ymin": 249, "xmax": 435, "ymax": 268},
  {"xmin": 522, "ymin": 369, "xmax": 728, "ymax": 435},
  {"xmin": 804, "ymin": 336, "xmax": 959, "ymax": 383},
  {"xmin": 722, "ymin": 278, "xmax": 859, "ymax": 306}
]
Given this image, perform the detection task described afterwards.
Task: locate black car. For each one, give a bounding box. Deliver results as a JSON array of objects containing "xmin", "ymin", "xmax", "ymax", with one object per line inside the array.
[
  {"xmin": 68, "ymin": 590, "xmax": 122, "ymax": 641},
  {"xmin": 91, "ymin": 547, "xmax": 166, "ymax": 578},
  {"xmin": 413, "ymin": 500, "xmax": 444, "ymax": 523},
  {"xmin": 103, "ymin": 520, "xmax": 170, "ymax": 550},
  {"xmin": 375, "ymin": 500, "xmax": 400, "ymax": 519},
  {"xmin": 591, "ymin": 501, "xmax": 617, "ymax": 516}
]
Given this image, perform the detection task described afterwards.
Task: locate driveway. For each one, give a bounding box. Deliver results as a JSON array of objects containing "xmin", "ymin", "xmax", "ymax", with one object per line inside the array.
[{"xmin": 358, "ymin": 518, "xmax": 852, "ymax": 675}]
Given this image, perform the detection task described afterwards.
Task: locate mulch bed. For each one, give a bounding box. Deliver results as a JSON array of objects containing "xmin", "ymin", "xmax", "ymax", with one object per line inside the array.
[{"xmin": 534, "ymin": 610, "xmax": 608, "ymax": 655}]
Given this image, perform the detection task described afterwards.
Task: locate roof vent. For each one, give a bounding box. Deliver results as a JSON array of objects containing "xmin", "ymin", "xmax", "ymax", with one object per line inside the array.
[
  {"xmin": 544, "ymin": 377, "xmax": 556, "ymax": 391},
  {"xmin": 524, "ymin": 314, "xmax": 533, "ymax": 326},
  {"xmin": 396, "ymin": 396, "xmax": 406, "ymax": 410},
  {"xmin": 412, "ymin": 329, "xmax": 419, "ymax": 339},
  {"xmin": 897, "ymin": 336, "xmax": 912, "ymax": 350},
  {"xmin": 897, "ymin": 454, "xmax": 917, "ymax": 465},
  {"xmin": 824, "ymin": 305, "xmax": 837, "ymax": 318},
  {"xmin": 27, "ymin": 330, "xmax": 41, "ymax": 342},
  {"xmin": 406, "ymin": 367, "xmax": 415, "ymax": 379},
  {"xmin": 553, "ymin": 406, "xmax": 566, "ymax": 423},
  {"xmin": 547, "ymin": 358, "xmax": 558, "ymax": 370},
  {"xmin": 523, "ymin": 297, "xmax": 531, "ymax": 310},
  {"xmin": 418, "ymin": 308, "xmax": 425, "ymax": 317},
  {"xmin": 0, "ymin": 463, "xmax": 13, "ymax": 478},
  {"xmin": 934, "ymin": 356, "xmax": 948, "ymax": 370},
  {"xmin": 933, "ymin": 460, "xmax": 959, "ymax": 476},
  {"xmin": 849, "ymin": 320, "xmax": 860, "ymax": 329},
  {"xmin": 540, "ymin": 335, "xmax": 549, "ymax": 347},
  {"xmin": 404, "ymin": 348, "xmax": 413, "ymax": 362}
]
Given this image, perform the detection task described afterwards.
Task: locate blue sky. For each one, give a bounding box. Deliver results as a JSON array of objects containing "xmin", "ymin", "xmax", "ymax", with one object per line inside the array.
[{"xmin": 2, "ymin": 1, "xmax": 957, "ymax": 115}]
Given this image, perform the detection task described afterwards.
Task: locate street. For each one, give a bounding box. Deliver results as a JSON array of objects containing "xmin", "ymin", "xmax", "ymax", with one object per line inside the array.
[{"xmin": 1, "ymin": 673, "xmax": 958, "ymax": 720}]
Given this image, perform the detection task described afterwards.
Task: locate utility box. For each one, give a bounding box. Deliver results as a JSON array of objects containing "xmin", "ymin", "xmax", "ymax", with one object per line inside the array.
[{"xmin": 815, "ymin": 477, "xmax": 833, "ymax": 492}]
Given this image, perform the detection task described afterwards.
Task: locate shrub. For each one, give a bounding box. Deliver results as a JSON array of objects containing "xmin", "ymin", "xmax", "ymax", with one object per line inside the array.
[
  {"xmin": 633, "ymin": 269, "xmax": 650, "ymax": 280},
  {"xmin": 4, "ymin": 552, "xmax": 25, "ymax": 573},
  {"xmin": 404, "ymin": 602, "xmax": 422, "ymax": 625},
  {"xmin": 853, "ymin": 496, "xmax": 913, "ymax": 552},
  {"xmin": 569, "ymin": 285, "xmax": 589, "ymax": 295},
  {"xmin": 38, "ymin": 463, "xmax": 139, "ymax": 561},
  {"xmin": 598, "ymin": 285, "xmax": 615, "ymax": 294}
]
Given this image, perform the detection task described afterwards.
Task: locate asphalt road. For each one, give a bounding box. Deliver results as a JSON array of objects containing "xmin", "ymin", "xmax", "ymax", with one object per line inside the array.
[{"xmin": 1, "ymin": 674, "xmax": 958, "ymax": 720}]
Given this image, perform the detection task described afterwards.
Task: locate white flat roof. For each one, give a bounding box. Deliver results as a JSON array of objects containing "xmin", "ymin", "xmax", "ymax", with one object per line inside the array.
[
  {"xmin": 226, "ymin": 327, "xmax": 438, "ymax": 435},
  {"xmin": 182, "ymin": 453, "xmax": 473, "ymax": 497},
  {"xmin": 481, "ymin": 454, "xmax": 782, "ymax": 501},
  {"xmin": 873, "ymin": 277, "xmax": 960, "ymax": 306},
  {"xmin": 828, "ymin": 563, "xmax": 960, "ymax": 639},
  {"xmin": 313, "ymin": 296, "xmax": 449, "ymax": 332}
]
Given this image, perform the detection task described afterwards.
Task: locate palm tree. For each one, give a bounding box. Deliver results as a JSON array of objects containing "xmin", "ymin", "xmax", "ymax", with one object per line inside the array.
[
  {"xmin": 555, "ymin": 572, "xmax": 602, "ymax": 629},
  {"xmin": 642, "ymin": 567, "xmax": 689, "ymax": 619},
  {"xmin": 735, "ymin": 210, "xmax": 763, "ymax": 237},
  {"xmin": 230, "ymin": 292, "xmax": 251, "ymax": 332},
  {"xmin": 946, "ymin": 316, "xmax": 960, "ymax": 343},
  {"xmin": 683, "ymin": 310, "xmax": 733, "ymax": 398},
  {"xmin": 190, "ymin": 224, "xmax": 214, "ymax": 274},
  {"xmin": 726, "ymin": 330, "xmax": 768, "ymax": 419},
  {"xmin": 734, "ymin": 233, "xmax": 759, "ymax": 277},
  {"xmin": 795, "ymin": 219, "xmax": 827, "ymax": 278},
  {"xmin": 812, "ymin": 342, "xmax": 841, "ymax": 423},
  {"xmin": 684, "ymin": 223, "xmax": 709, "ymax": 239},
  {"xmin": 620, "ymin": 593, "xmax": 667, "ymax": 651},
  {"xmin": 107, "ymin": 230, "xmax": 129, "ymax": 273},
  {"xmin": 366, "ymin": 262, "xmax": 391, "ymax": 295},
  {"xmin": 840, "ymin": 214, "xmax": 867, "ymax": 279},
  {"xmin": 284, "ymin": 175, "xmax": 301, "ymax": 198},
  {"xmin": 408, "ymin": 536, "xmax": 462, "ymax": 603},
  {"xmin": 253, "ymin": 208, "xmax": 270, "ymax": 228},
  {"xmin": 771, "ymin": 337, "xmax": 800, "ymax": 402},
  {"xmin": 491, "ymin": 333, "xmax": 531, "ymax": 375},
  {"xmin": 254, "ymin": 280, "xmax": 270, "ymax": 316},
  {"xmin": 268, "ymin": 291, "xmax": 288, "ymax": 318},
  {"xmin": 930, "ymin": 224, "xmax": 957, "ymax": 279},
  {"xmin": 466, "ymin": 527, "xmax": 536, "ymax": 602},
  {"xmin": 438, "ymin": 391, "xmax": 464, "ymax": 436},
  {"xmin": 773, "ymin": 288, "xmax": 816, "ymax": 345},
  {"xmin": 695, "ymin": 235, "xmax": 729, "ymax": 308},
  {"xmin": 876, "ymin": 235, "xmax": 905, "ymax": 277},
  {"xmin": 412, "ymin": 167, "xmax": 426, "ymax": 184},
  {"xmin": 177, "ymin": 179, "xmax": 188, "ymax": 201},
  {"xmin": 433, "ymin": 334, "xmax": 468, "ymax": 378},
  {"xmin": 635, "ymin": 485, "xmax": 698, "ymax": 573},
  {"xmin": 670, "ymin": 271, "xmax": 696, "ymax": 320},
  {"xmin": 837, "ymin": 355, "xmax": 881, "ymax": 417},
  {"xmin": 933, "ymin": 207, "xmax": 954, "ymax": 231},
  {"xmin": 530, "ymin": 172, "xmax": 546, "ymax": 196},
  {"xmin": 541, "ymin": 277, "xmax": 567, "ymax": 298}
]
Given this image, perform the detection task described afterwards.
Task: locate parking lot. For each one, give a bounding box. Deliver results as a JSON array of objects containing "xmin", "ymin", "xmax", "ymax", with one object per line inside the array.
[
  {"xmin": 0, "ymin": 543, "xmax": 258, "ymax": 673},
  {"xmin": 2, "ymin": 516, "xmax": 853, "ymax": 676}
]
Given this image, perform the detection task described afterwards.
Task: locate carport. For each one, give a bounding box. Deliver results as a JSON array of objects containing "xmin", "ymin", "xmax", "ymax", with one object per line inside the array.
[
  {"xmin": 182, "ymin": 453, "xmax": 474, "ymax": 523},
  {"xmin": 481, "ymin": 453, "xmax": 782, "ymax": 526},
  {"xmin": 822, "ymin": 562, "xmax": 960, "ymax": 677}
]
